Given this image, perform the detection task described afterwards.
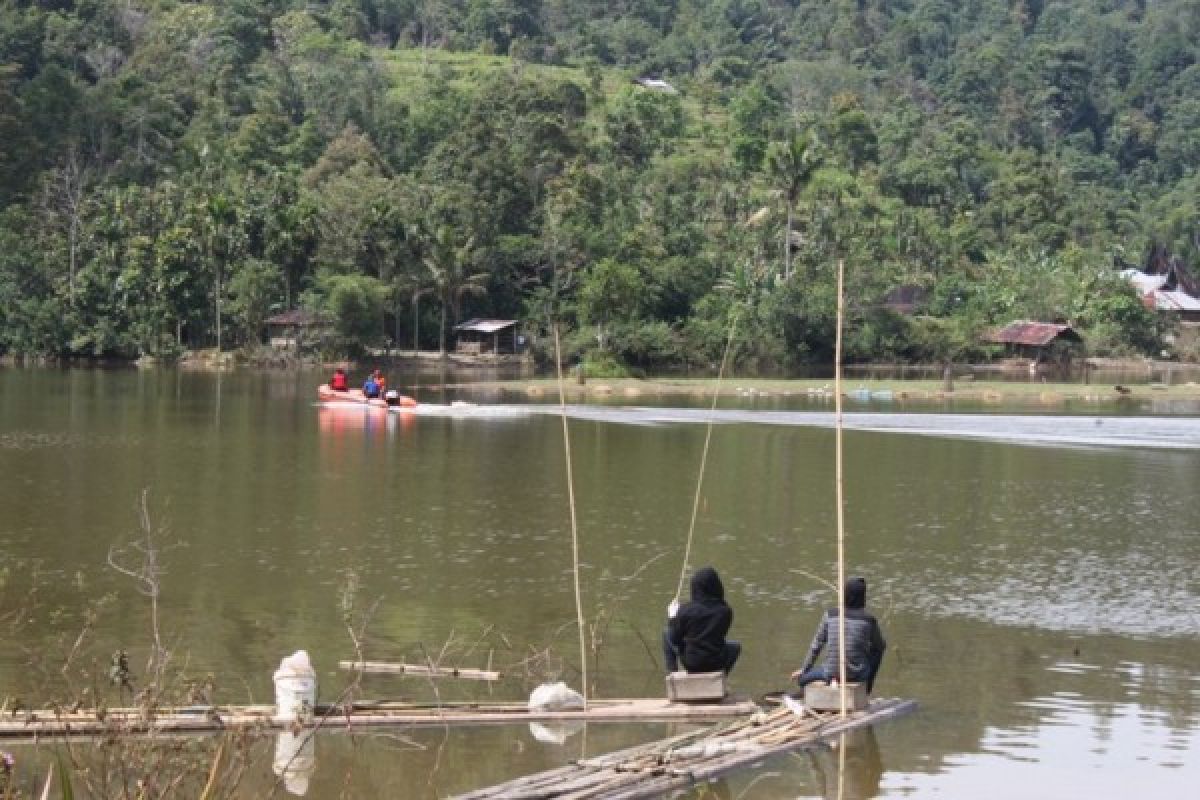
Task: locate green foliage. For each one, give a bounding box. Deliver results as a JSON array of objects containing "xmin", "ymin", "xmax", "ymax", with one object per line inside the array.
[
  {"xmin": 319, "ymin": 273, "xmax": 387, "ymax": 353},
  {"xmin": 0, "ymin": 0, "xmax": 1197, "ymax": 365}
]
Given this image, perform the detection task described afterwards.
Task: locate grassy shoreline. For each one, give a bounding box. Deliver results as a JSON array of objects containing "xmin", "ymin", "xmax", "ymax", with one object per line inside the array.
[{"xmin": 444, "ymin": 375, "xmax": 1200, "ymax": 404}]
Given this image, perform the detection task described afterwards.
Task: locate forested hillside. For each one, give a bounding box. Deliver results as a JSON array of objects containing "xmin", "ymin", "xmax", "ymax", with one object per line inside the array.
[{"xmin": 2, "ymin": 0, "xmax": 1197, "ymax": 369}]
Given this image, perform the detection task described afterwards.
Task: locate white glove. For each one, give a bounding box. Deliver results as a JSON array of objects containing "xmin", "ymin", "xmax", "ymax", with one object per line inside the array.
[{"xmin": 667, "ymin": 599, "xmax": 680, "ymax": 619}]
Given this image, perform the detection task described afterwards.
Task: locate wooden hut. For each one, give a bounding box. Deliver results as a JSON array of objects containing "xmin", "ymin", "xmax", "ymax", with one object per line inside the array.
[
  {"xmin": 266, "ymin": 310, "xmax": 326, "ymax": 350},
  {"xmin": 986, "ymin": 321, "xmax": 1083, "ymax": 365},
  {"xmin": 453, "ymin": 319, "xmax": 520, "ymax": 355}
]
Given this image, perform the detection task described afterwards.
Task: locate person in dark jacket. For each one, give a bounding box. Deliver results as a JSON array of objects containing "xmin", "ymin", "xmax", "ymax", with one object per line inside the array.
[
  {"xmin": 663, "ymin": 566, "xmax": 741, "ymax": 674},
  {"xmin": 791, "ymin": 576, "xmax": 886, "ymax": 692}
]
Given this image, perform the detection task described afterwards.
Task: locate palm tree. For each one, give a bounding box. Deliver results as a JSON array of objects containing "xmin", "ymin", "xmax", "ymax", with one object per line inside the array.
[
  {"xmin": 202, "ymin": 192, "xmax": 238, "ymax": 354},
  {"xmin": 764, "ymin": 129, "xmax": 821, "ymax": 281},
  {"xmin": 420, "ymin": 224, "xmax": 488, "ymax": 355},
  {"xmin": 392, "ymin": 267, "xmax": 433, "ymax": 356}
]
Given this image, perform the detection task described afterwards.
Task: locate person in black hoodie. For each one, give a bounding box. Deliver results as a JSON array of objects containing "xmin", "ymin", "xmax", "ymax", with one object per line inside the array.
[
  {"xmin": 791, "ymin": 576, "xmax": 886, "ymax": 692},
  {"xmin": 663, "ymin": 566, "xmax": 741, "ymax": 674}
]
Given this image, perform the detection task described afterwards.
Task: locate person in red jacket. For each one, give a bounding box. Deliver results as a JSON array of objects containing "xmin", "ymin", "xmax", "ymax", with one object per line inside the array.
[{"xmin": 329, "ymin": 367, "xmax": 349, "ymax": 391}]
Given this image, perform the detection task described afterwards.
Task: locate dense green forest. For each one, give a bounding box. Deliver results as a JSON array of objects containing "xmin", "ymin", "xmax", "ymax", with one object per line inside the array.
[{"xmin": 2, "ymin": 0, "xmax": 1198, "ymax": 370}]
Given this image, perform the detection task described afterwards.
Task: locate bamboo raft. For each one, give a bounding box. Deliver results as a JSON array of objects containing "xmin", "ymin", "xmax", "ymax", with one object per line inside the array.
[
  {"xmin": 452, "ymin": 697, "xmax": 916, "ymax": 800},
  {"xmin": 0, "ymin": 696, "xmax": 759, "ymax": 743}
]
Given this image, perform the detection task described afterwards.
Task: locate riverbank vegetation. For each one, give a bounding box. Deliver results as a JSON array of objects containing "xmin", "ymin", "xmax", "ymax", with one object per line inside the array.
[{"xmin": 2, "ymin": 1, "xmax": 1197, "ymax": 371}]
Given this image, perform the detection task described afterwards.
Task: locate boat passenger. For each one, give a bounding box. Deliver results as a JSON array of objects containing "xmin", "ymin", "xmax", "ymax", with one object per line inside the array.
[
  {"xmin": 663, "ymin": 566, "xmax": 741, "ymax": 675},
  {"xmin": 372, "ymin": 369, "xmax": 387, "ymax": 396},
  {"xmin": 330, "ymin": 368, "xmax": 349, "ymax": 392},
  {"xmin": 384, "ymin": 389, "xmax": 401, "ymax": 407},
  {"xmin": 791, "ymin": 576, "xmax": 886, "ymax": 693},
  {"xmin": 363, "ymin": 373, "xmax": 380, "ymax": 398}
]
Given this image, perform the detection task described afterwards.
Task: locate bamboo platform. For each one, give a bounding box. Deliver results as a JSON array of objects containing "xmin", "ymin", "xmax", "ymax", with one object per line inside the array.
[
  {"xmin": 0, "ymin": 696, "xmax": 759, "ymax": 743},
  {"xmin": 452, "ymin": 697, "xmax": 916, "ymax": 800}
]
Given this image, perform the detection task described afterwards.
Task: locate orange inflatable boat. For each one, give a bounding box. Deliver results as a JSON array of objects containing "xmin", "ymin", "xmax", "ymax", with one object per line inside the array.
[{"xmin": 317, "ymin": 385, "xmax": 417, "ymax": 409}]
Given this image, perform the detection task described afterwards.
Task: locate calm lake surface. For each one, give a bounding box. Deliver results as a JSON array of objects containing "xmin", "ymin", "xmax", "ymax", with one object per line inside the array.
[{"xmin": 2, "ymin": 367, "xmax": 1198, "ymax": 798}]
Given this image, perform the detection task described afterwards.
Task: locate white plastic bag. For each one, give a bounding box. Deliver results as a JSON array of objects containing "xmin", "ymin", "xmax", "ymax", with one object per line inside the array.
[
  {"xmin": 273, "ymin": 650, "xmax": 317, "ymax": 720},
  {"xmin": 527, "ymin": 681, "xmax": 585, "ymax": 711}
]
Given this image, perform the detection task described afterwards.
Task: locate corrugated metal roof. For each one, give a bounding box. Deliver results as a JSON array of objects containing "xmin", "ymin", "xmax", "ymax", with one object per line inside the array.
[
  {"xmin": 1121, "ymin": 268, "xmax": 1169, "ymax": 294},
  {"xmin": 1122, "ymin": 269, "xmax": 1200, "ymax": 311},
  {"xmin": 1152, "ymin": 289, "xmax": 1200, "ymax": 312},
  {"xmin": 454, "ymin": 318, "xmax": 517, "ymax": 334},
  {"xmin": 986, "ymin": 321, "xmax": 1081, "ymax": 346},
  {"xmin": 266, "ymin": 309, "xmax": 323, "ymax": 326}
]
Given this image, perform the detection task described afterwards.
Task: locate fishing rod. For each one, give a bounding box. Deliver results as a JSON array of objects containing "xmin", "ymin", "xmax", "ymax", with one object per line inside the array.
[{"xmin": 674, "ymin": 309, "xmax": 740, "ymax": 608}]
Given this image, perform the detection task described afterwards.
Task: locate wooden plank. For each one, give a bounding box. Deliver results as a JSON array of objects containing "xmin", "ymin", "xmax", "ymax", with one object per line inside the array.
[{"xmin": 339, "ymin": 660, "xmax": 501, "ymax": 681}]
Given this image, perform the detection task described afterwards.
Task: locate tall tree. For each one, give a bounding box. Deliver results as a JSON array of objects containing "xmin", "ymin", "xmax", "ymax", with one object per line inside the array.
[
  {"xmin": 419, "ymin": 223, "xmax": 487, "ymax": 355},
  {"xmin": 763, "ymin": 129, "xmax": 821, "ymax": 281}
]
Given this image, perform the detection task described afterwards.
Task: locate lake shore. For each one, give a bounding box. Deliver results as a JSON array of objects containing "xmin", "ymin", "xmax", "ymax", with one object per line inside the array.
[{"xmin": 443, "ymin": 373, "xmax": 1200, "ymax": 405}]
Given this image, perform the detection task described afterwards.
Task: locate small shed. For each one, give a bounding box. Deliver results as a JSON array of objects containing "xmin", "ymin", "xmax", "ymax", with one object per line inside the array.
[
  {"xmin": 634, "ymin": 77, "xmax": 678, "ymax": 94},
  {"xmin": 453, "ymin": 319, "xmax": 519, "ymax": 355},
  {"xmin": 986, "ymin": 321, "xmax": 1083, "ymax": 363},
  {"xmin": 881, "ymin": 285, "xmax": 928, "ymax": 315},
  {"xmin": 266, "ymin": 310, "xmax": 326, "ymax": 349}
]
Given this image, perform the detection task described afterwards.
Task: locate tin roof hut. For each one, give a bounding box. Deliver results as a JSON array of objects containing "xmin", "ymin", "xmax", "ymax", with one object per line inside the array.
[
  {"xmin": 453, "ymin": 319, "xmax": 519, "ymax": 355},
  {"xmin": 266, "ymin": 310, "xmax": 327, "ymax": 350},
  {"xmin": 986, "ymin": 321, "xmax": 1083, "ymax": 365}
]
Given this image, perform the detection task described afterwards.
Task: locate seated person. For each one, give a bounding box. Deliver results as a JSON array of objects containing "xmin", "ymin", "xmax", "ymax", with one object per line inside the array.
[
  {"xmin": 329, "ymin": 368, "xmax": 349, "ymax": 391},
  {"xmin": 372, "ymin": 369, "xmax": 387, "ymax": 396},
  {"xmin": 791, "ymin": 576, "xmax": 886, "ymax": 693},
  {"xmin": 663, "ymin": 566, "xmax": 741, "ymax": 675},
  {"xmin": 362, "ymin": 374, "xmax": 380, "ymax": 398}
]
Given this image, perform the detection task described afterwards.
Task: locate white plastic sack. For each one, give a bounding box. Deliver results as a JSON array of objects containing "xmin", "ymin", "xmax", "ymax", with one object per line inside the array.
[
  {"xmin": 527, "ymin": 681, "xmax": 585, "ymax": 711},
  {"xmin": 274, "ymin": 650, "xmax": 317, "ymax": 720}
]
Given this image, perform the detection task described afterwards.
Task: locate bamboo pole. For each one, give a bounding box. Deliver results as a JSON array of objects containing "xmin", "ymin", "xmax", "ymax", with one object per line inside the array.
[
  {"xmin": 554, "ymin": 323, "xmax": 588, "ymax": 708},
  {"xmin": 0, "ymin": 698, "xmax": 761, "ymax": 741},
  {"xmin": 675, "ymin": 312, "xmax": 740, "ymax": 604},
  {"xmin": 337, "ymin": 661, "xmax": 501, "ymax": 681},
  {"xmin": 835, "ymin": 258, "xmax": 848, "ymax": 716}
]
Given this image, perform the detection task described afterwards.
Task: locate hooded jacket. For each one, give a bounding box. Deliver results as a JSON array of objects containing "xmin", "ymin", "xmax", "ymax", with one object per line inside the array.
[
  {"xmin": 667, "ymin": 567, "xmax": 734, "ymax": 672},
  {"xmin": 801, "ymin": 576, "xmax": 886, "ymax": 682}
]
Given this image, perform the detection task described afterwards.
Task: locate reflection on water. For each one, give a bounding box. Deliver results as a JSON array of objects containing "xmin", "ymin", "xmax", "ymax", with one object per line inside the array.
[
  {"xmin": 528, "ymin": 720, "xmax": 584, "ymax": 744},
  {"xmin": 1, "ymin": 368, "xmax": 1198, "ymax": 798},
  {"xmin": 885, "ymin": 694, "xmax": 1200, "ymax": 798},
  {"xmin": 807, "ymin": 728, "xmax": 883, "ymax": 800},
  {"xmin": 274, "ymin": 731, "xmax": 317, "ymax": 796}
]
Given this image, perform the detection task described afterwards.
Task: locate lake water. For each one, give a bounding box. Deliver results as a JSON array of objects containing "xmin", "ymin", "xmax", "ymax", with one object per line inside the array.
[{"xmin": 1, "ymin": 367, "xmax": 1198, "ymax": 798}]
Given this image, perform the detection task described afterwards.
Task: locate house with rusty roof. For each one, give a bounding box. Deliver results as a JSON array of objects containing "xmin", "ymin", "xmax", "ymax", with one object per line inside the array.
[{"xmin": 986, "ymin": 321, "xmax": 1083, "ymax": 365}]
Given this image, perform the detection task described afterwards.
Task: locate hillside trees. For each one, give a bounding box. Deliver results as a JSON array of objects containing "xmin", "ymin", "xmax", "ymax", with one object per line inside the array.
[{"xmin": 0, "ymin": 0, "xmax": 1193, "ymax": 366}]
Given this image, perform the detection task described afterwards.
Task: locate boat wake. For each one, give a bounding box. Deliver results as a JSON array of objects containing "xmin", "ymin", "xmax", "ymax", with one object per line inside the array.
[{"xmin": 434, "ymin": 405, "xmax": 1200, "ymax": 450}]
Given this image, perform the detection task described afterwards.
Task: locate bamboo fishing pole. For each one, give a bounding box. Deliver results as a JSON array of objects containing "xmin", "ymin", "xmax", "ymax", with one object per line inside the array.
[
  {"xmin": 675, "ymin": 310, "xmax": 740, "ymax": 605},
  {"xmin": 835, "ymin": 258, "xmax": 847, "ymax": 716},
  {"xmin": 553, "ymin": 323, "xmax": 588, "ymax": 708}
]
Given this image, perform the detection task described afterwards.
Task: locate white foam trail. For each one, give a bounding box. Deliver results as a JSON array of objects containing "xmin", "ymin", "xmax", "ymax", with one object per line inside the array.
[{"xmin": 439, "ymin": 404, "xmax": 1200, "ymax": 450}]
